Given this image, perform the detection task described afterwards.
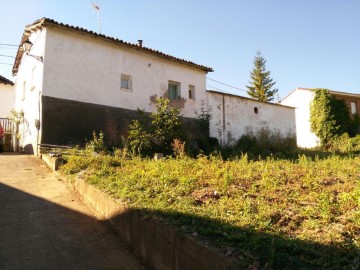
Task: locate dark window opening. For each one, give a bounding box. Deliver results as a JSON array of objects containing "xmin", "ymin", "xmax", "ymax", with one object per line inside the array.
[{"xmin": 254, "ymin": 107, "xmax": 258, "ymax": 114}]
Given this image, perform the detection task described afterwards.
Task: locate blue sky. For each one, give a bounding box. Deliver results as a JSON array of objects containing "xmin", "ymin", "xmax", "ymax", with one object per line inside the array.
[{"xmin": 0, "ymin": 0, "xmax": 359, "ymax": 99}]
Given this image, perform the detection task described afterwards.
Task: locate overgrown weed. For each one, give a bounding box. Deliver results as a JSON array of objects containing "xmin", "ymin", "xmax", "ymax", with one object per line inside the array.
[{"xmin": 60, "ymin": 150, "xmax": 360, "ymax": 269}]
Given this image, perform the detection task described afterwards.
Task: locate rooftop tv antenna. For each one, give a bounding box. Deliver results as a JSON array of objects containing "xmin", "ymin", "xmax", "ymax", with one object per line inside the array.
[{"xmin": 92, "ymin": 2, "xmax": 101, "ymax": 34}]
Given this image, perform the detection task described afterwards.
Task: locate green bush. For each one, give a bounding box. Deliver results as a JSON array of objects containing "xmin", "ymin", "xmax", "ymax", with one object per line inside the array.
[
  {"xmin": 329, "ymin": 133, "xmax": 360, "ymax": 153},
  {"xmin": 222, "ymin": 127, "xmax": 297, "ymax": 159},
  {"xmin": 127, "ymin": 97, "xmax": 185, "ymax": 156},
  {"xmin": 85, "ymin": 131, "xmax": 107, "ymax": 154}
]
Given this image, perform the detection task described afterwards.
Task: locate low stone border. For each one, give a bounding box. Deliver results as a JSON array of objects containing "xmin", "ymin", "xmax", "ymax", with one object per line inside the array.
[
  {"xmin": 40, "ymin": 153, "xmax": 63, "ymax": 171},
  {"xmin": 41, "ymin": 154, "xmax": 240, "ymax": 270}
]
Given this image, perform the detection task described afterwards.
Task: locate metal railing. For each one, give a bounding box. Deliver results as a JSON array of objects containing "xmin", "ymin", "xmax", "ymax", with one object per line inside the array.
[{"xmin": 0, "ymin": 118, "xmax": 13, "ymax": 133}]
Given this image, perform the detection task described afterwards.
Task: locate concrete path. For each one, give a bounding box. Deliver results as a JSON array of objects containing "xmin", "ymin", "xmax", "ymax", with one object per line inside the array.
[{"xmin": 0, "ymin": 153, "xmax": 144, "ymax": 270}]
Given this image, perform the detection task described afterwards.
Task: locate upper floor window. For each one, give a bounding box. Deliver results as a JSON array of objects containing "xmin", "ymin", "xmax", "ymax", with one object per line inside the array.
[
  {"xmin": 21, "ymin": 81, "xmax": 26, "ymax": 101},
  {"xmin": 121, "ymin": 74, "xmax": 132, "ymax": 90},
  {"xmin": 351, "ymin": 101, "xmax": 357, "ymax": 114},
  {"xmin": 31, "ymin": 66, "xmax": 36, "ymax": 91},
  {"xmin": 168, "ymin": 81, "xmax": 180, "ymax": 100},
  {"xmin": 189, "ymin": 85, "xmax": 195, "ymax": 100}
]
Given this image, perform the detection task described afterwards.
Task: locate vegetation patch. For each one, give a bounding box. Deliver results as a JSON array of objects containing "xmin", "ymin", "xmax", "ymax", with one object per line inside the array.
[
  {"xmin": 310, "ymin": 88, "xmax": 360, "ymax": 150},
  {"xmin": 61, "ymin": 151, "xmax": 360, "ymax": 269}
]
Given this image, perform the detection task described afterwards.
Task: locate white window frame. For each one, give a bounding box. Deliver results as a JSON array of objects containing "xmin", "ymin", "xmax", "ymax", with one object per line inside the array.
[
  {"xmin": 30, "ymin": 66, "xmax": 36, "ymax": 91},
  {"xmin": 121, "ymin": 74, "xmax": 132, "ymax": 90},
  {"xmin": 168, "ymin": 81, "xmax": 180, "ymax": 100},
  {"xmin": 189, "ymin": 85, "xmax": 195, "ymax": 100},
  {"xmin": 351, "ymin": 101, "xmax": 357, "ymax": 114},
  {"xmin": 21, "ymin": 81, "xmax": 26, "ymax": 101}
]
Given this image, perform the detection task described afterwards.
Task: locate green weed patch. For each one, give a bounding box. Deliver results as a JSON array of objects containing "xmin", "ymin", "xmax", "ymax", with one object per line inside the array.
[{"xmin": 61, "ymin": 153, "xmax": 360, "ymax": 269}]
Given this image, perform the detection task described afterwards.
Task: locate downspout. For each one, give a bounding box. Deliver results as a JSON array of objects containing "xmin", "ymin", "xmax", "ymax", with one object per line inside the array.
[
  {"xmin": 222, "ymin": 94, "xmax": 226, "ymax": 145},
  {"xmin": 36, "ymin": 90, "xmax": 41, "ymax": 155}
]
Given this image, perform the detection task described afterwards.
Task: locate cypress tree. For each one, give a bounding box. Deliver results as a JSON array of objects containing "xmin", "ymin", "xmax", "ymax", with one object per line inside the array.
[{"xmin": 246, "ymin": 51, "xmax": 278, "ymax": 102}]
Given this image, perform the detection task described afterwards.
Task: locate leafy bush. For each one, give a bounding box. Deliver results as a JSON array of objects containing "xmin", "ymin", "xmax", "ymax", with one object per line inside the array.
[
  {"xmin": 222, "ymin": 127, "xmax": 297, "ymax": 159},
  {"xmin": 329, "ymin": 133, "xmax": 360, "ymax": 153},
  {"xmin": 128, "ymin": 119, "xmax": 151, "ymax": 155},
  {"xmin": 85, "ymin": 131, "xmax": 107, "ymax": 154},
  {"xmin": 127, "ymin": 97, "xmax": 185, "ymax": 156}
]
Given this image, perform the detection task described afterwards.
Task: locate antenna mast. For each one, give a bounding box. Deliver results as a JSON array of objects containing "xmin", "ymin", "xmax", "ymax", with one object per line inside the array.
[{"xmin": 92, "ymin": 2, "xmax": 101, "ymax": 34}]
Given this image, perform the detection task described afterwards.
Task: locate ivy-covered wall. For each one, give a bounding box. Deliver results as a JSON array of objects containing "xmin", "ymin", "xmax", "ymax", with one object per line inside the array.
[{"xmin": 310, "ymin": 89, "xmax": 360, "ymax": 147}]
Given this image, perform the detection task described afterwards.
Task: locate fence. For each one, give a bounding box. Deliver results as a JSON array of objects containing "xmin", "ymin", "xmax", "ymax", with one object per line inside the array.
[{"xmin": 0, "ymin": 118, "xmax": 13, "ymax": 133}]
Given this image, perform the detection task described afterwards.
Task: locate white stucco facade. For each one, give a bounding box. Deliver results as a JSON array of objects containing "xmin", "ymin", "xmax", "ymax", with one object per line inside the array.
[
  {"xmin": 207, "ymin": 90, "xmax": 296, "ymax": 145},
  {"xmin": 12, "ymin": 18, "xmax": 212, "ymax": 153},
  {"xmin": 41, "ymin": 28, "xmax": 207, "ymax": 118},
  {"xmin": 13, "ymin": 29, "xmax": 46, "ymax": 153},
  {"xmin": 0, "ymin": 81, "xmax": 14, "ymax": 118},
  {"xmin": 281, "ymin": 88, "xmax": 319, "ymax": 148}
]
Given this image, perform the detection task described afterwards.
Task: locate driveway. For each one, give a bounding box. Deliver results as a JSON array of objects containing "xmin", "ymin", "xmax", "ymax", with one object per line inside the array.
[{"xmin": 0, "ymin": 153, "xmax": 144, "ymax": 270}]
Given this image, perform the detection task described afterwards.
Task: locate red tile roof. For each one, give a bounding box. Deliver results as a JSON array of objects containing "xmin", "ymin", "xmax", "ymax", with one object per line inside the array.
[
  {"xmin": 0, "ymin": 75, "xmax": 14, "ymax": 85},
  {"xmin": 13, "ymin": 17, "xmax": 213, "ymax": 74}
]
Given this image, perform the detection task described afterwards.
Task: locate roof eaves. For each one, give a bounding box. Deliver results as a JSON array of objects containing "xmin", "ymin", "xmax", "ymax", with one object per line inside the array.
[
  {"xmin": 207, "ymin": 89, "xmax": 295, "ymax": 109},
  {"xmin": 0, "ymin": 75, "xmax": 14, "ymax": 85}
]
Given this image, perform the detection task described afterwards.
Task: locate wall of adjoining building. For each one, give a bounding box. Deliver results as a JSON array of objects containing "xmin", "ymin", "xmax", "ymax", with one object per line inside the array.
[{"xmin": 208, "ymin": 91, "xmax": 296, "ymax": 145}]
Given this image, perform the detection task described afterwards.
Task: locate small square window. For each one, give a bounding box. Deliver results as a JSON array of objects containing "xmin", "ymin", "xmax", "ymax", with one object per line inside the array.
[
  {"xmin": 168, "ymin": 81, "xmax": 180, "ymax": 100},
  {"xmin": 351, "ymin": 101, "xmax": 357, "ymax": 114},
  {"xmin": 21, "ymin": 81, "xmax": 26, "ymax": 101},
  {"xmin": 30, "ymin": 66, "xmax": 36, "ymax": 91},
  {"xmin": 121, "ymin": 74, "xmax": 132, "ymax": 90},
  {"xmin": 189, "ymin": 85, "xmax": 195, "ymax": 100}
]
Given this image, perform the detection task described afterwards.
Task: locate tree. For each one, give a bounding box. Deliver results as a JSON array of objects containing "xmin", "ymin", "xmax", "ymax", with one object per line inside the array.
[
  {"xmin": 246, "ymin": 51, "xmax": 278, "ymax": 102},
  {"xmin": 127, "ymin": 97, "xmax": 184, "ymax": 155},
  {"xmin": 151, "ymin": 97, "xmax": 184, "ymax": 153}
]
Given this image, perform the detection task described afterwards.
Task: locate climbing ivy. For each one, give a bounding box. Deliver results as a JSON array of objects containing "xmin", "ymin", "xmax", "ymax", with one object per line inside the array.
[{"xmin": 310, "ymin": 88, "xmax": 358, "ymax": 148}]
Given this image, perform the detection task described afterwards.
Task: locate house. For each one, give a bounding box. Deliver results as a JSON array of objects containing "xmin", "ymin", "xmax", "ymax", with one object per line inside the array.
[
  {"xmin": 281, "ymin": 87, "xmax": 360, "ymax": 148},
  {"xmin": 0, "ymin": 75, "xmax": 14, "ymax": 118},
  {"xmin": 0, "ymin": 75, "xmax": 14, "ymax": 152},
  {"xmin": 207, "ymin": 89, "xmax": 296, "ymax": 145},
  {"xmin": 12, "ymin": 18, "xmax": 213, "ymax": 154}
]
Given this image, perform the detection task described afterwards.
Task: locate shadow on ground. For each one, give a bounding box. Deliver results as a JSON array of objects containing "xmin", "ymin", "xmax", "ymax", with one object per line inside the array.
[
  {"xmin": 113, "ymin": 207, "xmax": 360, "ymax": 270},
  {"xmin": 0, "ymin": 182, "xmax": 142, "ymax": 270}
]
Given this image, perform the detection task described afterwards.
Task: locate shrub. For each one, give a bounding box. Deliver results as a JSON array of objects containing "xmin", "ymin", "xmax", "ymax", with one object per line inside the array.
[
  {"xmin": 222, "ymin": 127, "xmax": 297, "ymax": 159},
  {"xmin": 329, "ymin": 133, "xmax": 360, "ymax": 153},
  {"xmin": 127, "ymin": 97, "xmax": 185, "ymax": 156},
  {"xmin": 128, "ymin": 119, "xmax": 151, "ymax": 155},
  {"xmin": 85, "ymin": 131, "xmax": 107, "ymax": 154}
]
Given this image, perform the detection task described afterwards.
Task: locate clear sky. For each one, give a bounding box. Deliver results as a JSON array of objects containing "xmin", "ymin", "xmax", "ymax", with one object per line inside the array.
[{"xmin": 0, "ymin": 0, "xmax": 359, "ymax": 99}]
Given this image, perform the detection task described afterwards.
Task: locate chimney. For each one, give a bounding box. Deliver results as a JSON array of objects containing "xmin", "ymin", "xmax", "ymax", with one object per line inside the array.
[{"xmin": 138, "ymin": 40, "xmax": 143, "ymax": 47}]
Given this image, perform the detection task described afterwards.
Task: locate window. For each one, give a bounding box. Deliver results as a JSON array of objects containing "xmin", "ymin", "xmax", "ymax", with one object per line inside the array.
[
  {"xmin": 121, "ymin": 74, "xmax": 132, "ymax": 90},
  {"xmin": 189, "ymin": 85, "xmax": 195, "ymax": 100},
  {"xmin": 168, "ymin": 81, "xmax": 180, "ymax": 100},
  {"xmin": 30, "ymin": 66, "xmax": 36, "ymax": 91},
  {"xmin": 254, "ymin": 107, "xmax": 258, "ymax": 114},
  {"xmin": 351, "ymin": 101, "xmax": 357, "ymax": 114},
  {"xmin": 21, "ymin": 81, "xmax": 26, "ymax": 101}
]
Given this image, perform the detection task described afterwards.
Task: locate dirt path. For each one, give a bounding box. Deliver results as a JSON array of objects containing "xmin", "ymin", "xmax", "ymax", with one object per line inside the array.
[{"xmin": 0, "ymin": 153, "xmax": 144, "ymax": 270}]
